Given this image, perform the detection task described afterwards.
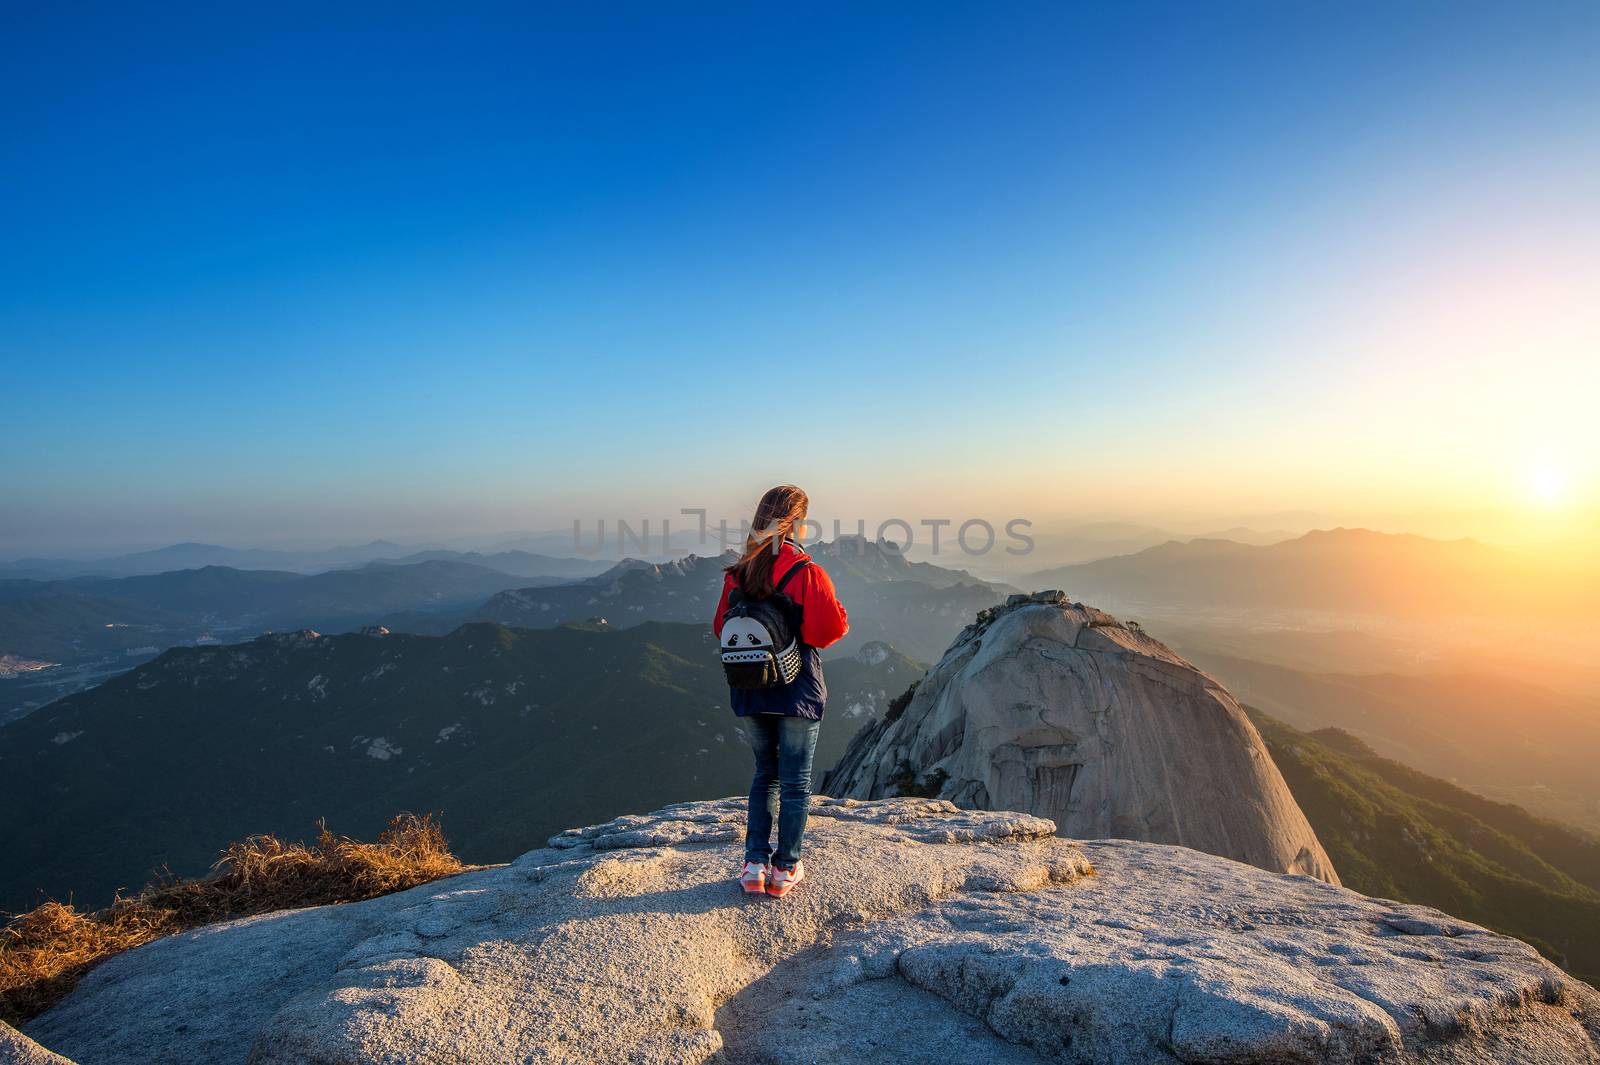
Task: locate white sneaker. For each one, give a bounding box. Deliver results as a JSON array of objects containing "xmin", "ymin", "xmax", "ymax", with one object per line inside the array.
[
  {"xmin": 738, "ymin": 861, "xmax": 768, "ymax": 894},
  {"xmin": 766, "ymin": 860, "xmax": 805, "ymax": 898}
]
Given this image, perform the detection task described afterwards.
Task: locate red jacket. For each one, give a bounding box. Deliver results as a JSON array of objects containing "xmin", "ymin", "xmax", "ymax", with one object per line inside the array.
[{"xmin": 713, "ymin": 541, "xmax": 849, "ymax": 650}]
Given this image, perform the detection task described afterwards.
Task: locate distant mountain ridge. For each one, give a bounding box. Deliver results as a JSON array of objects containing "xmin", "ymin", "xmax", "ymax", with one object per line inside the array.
[
  {"xmin": 1027, "ymin": 527, "xmax": 1591, "ymax": 617},
  {"xmin": 0, "ymin": 559, "xmax": 591, "ymax": 723},
  {"xmin": 0, "ymin": 540, "xmax": 426, "ymax": 579},
  {"xmin": 371, "ymin": 550, "xmax": 610, "ymax": 580},
  {"xmin": 0, "ymin": 560, "xmax": 545, "ymax": 658},
  {"xmin": 809, "ymin": 535, "xmax": 1003, "ymax": 588},
  {"xmin": 0, "ymin": 540, "xmax": 999, "ymax": 724},
  {"xmin": 983, "ymin": 521, "xmax": 1295, "ymax": 571},
  {"xmin": 0, "ymin": 528, "xmax": 727, "ymax": 577},
  {"xmin": 0, "ymin": 539, "xmax": 619, "ymax": 581},
  {"xmin": 469, "ymin": 537, "xmax": 1018, "ymax": 662}
]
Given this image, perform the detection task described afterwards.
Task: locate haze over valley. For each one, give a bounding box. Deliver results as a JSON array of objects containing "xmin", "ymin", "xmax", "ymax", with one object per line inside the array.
[{"xmin": 4, "ymin": 520, "xmax": 1595, "ymax": 851}]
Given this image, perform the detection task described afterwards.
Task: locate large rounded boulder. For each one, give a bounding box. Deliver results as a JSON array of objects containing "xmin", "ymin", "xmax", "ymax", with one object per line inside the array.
[{"xmin": 824, "ymin": 591, "xmax": 1340, "ymax": 883}]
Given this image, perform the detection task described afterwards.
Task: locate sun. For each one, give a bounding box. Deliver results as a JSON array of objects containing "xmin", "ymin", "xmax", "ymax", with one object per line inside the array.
[{"xmin": 1530, "ymin": 466, "xmax": 1567, "ymax": 505}]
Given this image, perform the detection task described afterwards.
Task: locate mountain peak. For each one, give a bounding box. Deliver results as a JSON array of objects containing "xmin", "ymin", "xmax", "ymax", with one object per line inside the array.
[
  {"xmin": 1291, "ymin": 527, "xmax": 1485, "ymax": 549},
  {"xmin": 827, "ymin": 590, "xmax": 1339, "ymax": 882},
  {"xmin": 811, "ymin": 534, "xmax": 906, "ymax": 558},
  {"xmin": 252, "ymin": 629, "xmax": 323, "ymax": 647}
]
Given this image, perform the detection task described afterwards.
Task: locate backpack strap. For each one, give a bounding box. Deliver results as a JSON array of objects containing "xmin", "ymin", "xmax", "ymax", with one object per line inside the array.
[{"xmin": 773, "ymin": 557, "xmax": 811, "ymax": 595}]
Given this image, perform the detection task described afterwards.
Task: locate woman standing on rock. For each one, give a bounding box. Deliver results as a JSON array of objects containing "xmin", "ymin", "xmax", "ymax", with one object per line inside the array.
[{"xmin": 712, "ymin": 485, "xmax": 849, "ymax": 898}]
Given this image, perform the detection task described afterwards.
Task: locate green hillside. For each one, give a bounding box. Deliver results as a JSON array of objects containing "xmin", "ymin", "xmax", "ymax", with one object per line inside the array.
[
  {"xmin": 1251, "ymin": 709, "xmax": 1600, "ymax": 984},
  {"xmin": 0, "ymin": 591, "xmax": 181, "ymax": 662},
  {"xmin": 0, "ymin": 622, "xmax": 916, "ymax": 913},
  {"xmin": 1191, "ymin": 651, "xmax": 1600, "ymax": 835}
]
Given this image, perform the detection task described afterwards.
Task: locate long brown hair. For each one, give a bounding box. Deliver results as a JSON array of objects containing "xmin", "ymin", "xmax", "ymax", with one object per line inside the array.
[{"xmin": 725, "ymin": 485, "xmax": 809, "ymax": 597}]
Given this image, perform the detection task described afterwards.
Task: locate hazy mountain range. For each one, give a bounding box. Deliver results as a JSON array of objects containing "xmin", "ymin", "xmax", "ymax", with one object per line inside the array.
[
  {"xmin": 1028, "ymin": 527, "xmax": 1596, "ymax": 618},
  {"xmin": 954, "ymin": 520, "xmax": 1296, "ymax": 572},
  {"xmin": 0, "ymin": 540, "xmax": 422, "ymax": 579},
  {"xmin": 0, "ymin": 519, "xmax": 1303, "ymax": 583},
  {"xmin": 462, "ymin": 537, "xmax": 1018, "ymax": 663},
  {"xmin": 0, "ymin": 560, "xmax": 537, "ymax": 661},
  {"xmin": 373, "ymin": 550, "xmax": 612, "ymax": 580},
  {"xmin": 0, "ymin": 622, "xmax": 922, "ymax": 912},
  {"xmin": 0, "ymin": 538, "xmax": 1007, "ymax": 724},
  {"xmin": 0, "ymin": 533, "xmax": 706, "ymax": 581},
  {"xmin": 0, "ymin": 540, "xmax": 618, "ymax": 581}
]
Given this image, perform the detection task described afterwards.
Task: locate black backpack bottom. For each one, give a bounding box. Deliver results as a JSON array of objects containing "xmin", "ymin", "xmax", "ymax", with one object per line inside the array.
[{"xmin": 722, "ymin": 640, "xmax": 804, "ymax": 689}]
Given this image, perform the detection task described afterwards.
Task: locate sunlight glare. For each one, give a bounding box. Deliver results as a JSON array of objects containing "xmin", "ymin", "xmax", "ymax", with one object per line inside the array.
[{"xmin": 1531, "ymin": 466, "xmax": 1567, "ymax": 505}]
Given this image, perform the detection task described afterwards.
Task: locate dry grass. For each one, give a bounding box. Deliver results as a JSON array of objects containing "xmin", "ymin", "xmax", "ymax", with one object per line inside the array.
[{"xmin": 0, "ymin": 814, "xmax": 463, "ymax": 1027}]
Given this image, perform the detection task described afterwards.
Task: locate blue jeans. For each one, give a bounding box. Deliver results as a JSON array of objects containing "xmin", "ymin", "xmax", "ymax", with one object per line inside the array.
[{"xmin": 743, "ymin": 714, "xmax": 821, "ymax": 868}]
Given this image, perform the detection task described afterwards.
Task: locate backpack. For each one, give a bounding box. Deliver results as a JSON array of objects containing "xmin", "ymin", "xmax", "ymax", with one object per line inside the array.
[{"xmin": 719, "ymin": 559, "xmax": 810, "ymax": 689}]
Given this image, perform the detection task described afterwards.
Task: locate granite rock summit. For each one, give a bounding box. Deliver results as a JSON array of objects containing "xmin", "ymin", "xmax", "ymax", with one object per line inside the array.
[
  {"xmin": 10, "ymin": 797, "xmax": 1597, "ymax": 1064},
  {"xmin": 824, "ymin": 591, "xmax": 1340, "ymax": 883}
]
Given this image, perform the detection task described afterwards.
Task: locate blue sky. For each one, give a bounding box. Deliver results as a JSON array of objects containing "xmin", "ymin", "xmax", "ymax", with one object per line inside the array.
[{"xmin": 3, "ymin": 2, "xmax": 1597, "ymax": 553}]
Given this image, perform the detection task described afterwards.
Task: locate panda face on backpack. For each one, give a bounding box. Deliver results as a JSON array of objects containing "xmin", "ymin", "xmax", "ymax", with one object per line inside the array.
[{"xmin": 719, "ymin": 560, "xmax": 808, "ymax": 689}]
